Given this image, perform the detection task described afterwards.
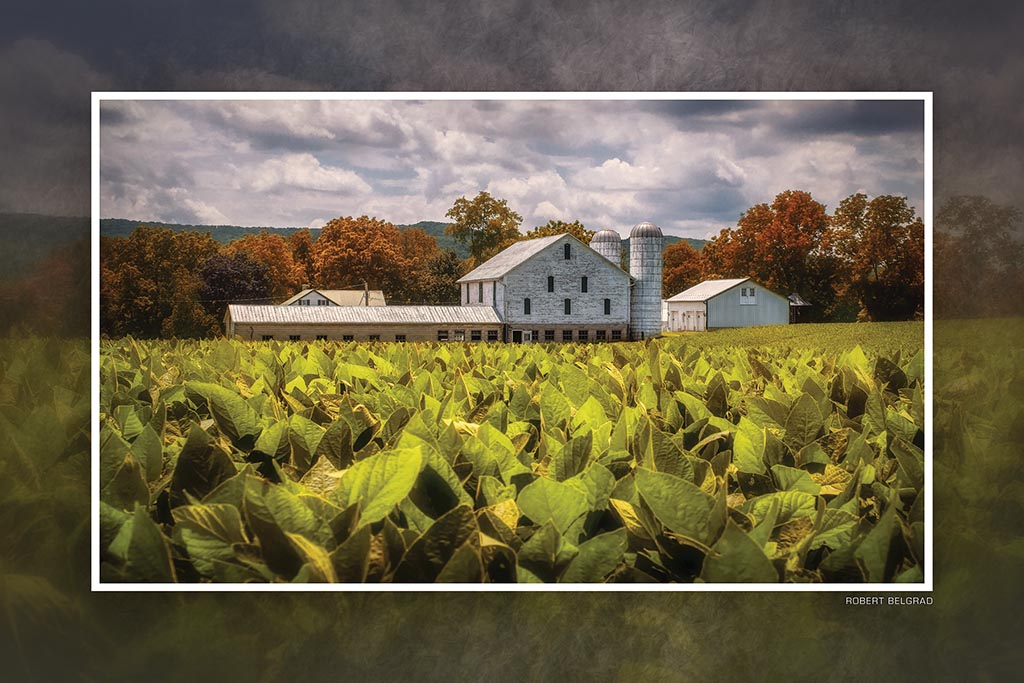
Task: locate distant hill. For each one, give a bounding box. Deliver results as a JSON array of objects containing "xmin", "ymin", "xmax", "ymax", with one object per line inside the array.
[{"xmin": 99, "ymin": 218, "xmax": 707, "ymax": 261}]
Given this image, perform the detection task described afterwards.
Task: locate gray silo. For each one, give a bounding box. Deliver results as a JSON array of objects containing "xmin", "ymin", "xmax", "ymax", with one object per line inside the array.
[
  {"xmin": 629, "ymin": 221, "xmax": 663, "ymax": 340},
  {"xmin": 590, "ymin": 229, "xmax": 622, "ymax": 265}
]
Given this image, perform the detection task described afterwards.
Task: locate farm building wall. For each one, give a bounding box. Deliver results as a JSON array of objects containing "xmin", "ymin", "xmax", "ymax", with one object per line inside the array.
[
  {"xmin": 706, "ymin": 283, "xmax": 789, "ymax": 328},
  {"xmin": 664, "ymin": 301, "xmax": 707, "ymax": 331},
  {"xmin": 229, "ymin": 321, "xmax": 503, "ymax": 343},
  {"xmin": 501, "ymin": 235, "xmax": 631, "ymax": 328}
]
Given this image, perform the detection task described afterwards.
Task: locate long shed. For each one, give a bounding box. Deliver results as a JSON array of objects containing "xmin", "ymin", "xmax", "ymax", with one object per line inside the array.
[
  {"xmin": 224, "ymin": 304, "xmax": 502, "ymax": 342},
  {"xmin": 664, "ymin": 278, "xmax": 789, "ymax": 331}
]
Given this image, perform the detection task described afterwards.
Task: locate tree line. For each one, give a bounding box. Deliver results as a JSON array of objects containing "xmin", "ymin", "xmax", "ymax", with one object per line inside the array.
[{"xmin": 93, "ymin": 188, "xmax": 1011, "ymax": 339}]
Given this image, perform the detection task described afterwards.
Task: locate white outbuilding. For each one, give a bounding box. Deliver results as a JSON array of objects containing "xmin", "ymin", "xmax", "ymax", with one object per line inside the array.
[{"xmin": 663, "ymin": 277, "xmax": 789, "ymax": 331}]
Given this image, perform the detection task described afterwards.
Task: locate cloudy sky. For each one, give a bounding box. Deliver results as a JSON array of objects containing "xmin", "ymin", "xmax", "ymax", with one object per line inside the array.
[{"xmin": 99, "ymin": 98, "xmax": 924, "ymax": 239}]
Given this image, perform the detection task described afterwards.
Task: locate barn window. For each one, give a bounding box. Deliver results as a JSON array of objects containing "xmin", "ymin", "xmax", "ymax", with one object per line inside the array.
[
  {"xmin": 562, "ymin": 330, "xmax": 573, "ymax": 342},
  {"xmin": 437, "ymin": 330, "xmax": 449, "ymax": 341},
  {"xmin": 604, "ymin": 298, "xmax": 611, "ymax": 315},
  {"xmin": 578, "ymin": 329, "xmax": 589, "ymax": 342},
  {"xmin": 524, "ymin": 298, "xmax": 531, "ymax": 315},
  {"xmin": 544, "ymin": 329, "xmax": 555, "ymax": 341},
  {"xmin": 289, "ymin": 335, "xmax": 301, "ymax": 341},
  {"xmin": 581, "ymin": 276, "xmax": 588, "ymax": 293},
  {"xmin": 487, "ymin": 330, "xmax": 498, "ymax": 341},
  {"xmin": 547, "ymin": 275, "xmax": 554, "ymax": 292},
  {"xmin": 262, "ymin": 335, "xmax": 273, "ymax": 341},
  {"xmin": 316, "ymin": 335, "xmax": 327, "ymax": 340},
  {"xmin": 454, "ymin": 330, "xmax": 465, "ymax": 341},
  {"xmin": 564, "ymin": 243, "xmax": 571, "ymax": 259},
  {"xmin": 564, "ymin": 298, "xmax": 571, "ymax": 314},
  {"xmin": 395, "ymin": 334, "xmax": 406, "ymax": 342},
  {"xmin": 342, "ymin": 335, "xmax": 354, "ymax": 341},
  {"xmin": 471, "ymin": 330, "xmax": 482, "ymax": 341},
  {"xmin": 317, "ymin": 299, "xmax": 328, "ymax": 306},
  {"xmin": 596, "ymin": 330, "xmax": 607, "ymax": 341},
  {"xmin": 368, "ymin": 334, "xmax": 380, "ymax": 341},
  {"xmin": 478, "ymin": 282, "xmax": 483, "ymax": 302},
  {"xmin": 611, "ymin": 330, "xmax": 622, "ymax": 341},
  {"xmin": 492, "ymin": 283, "xmax": 496, "ymax": 304}
]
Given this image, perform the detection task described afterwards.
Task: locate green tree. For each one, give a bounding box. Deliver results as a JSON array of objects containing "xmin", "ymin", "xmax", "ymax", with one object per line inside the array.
[
  {"xmin": 522, "ymin": 219, "xmax": 594, "ymax": 243},
  {"xmin": 444, "ymin": 191, "xmax": 523, "ymax": 264},
  {"xmin": 832, "ymin": 193, "xmax": 924, "ymax": 321}
]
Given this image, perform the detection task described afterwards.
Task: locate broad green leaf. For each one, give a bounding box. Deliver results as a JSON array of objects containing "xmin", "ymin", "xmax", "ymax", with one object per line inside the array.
[
  {"xmin": 172, "ymin": 503, "xmax": 246, "ymax": 576},
  {"xmin": 701, "ymin": 520, "xmax": 778, "ymax": 583},
  {"xmin": 771, "ymin": 464, "xmax": 821, "ymax": 494},
  {"xmin": 332, "ymin": 447, "xmax": 423, "ymax": 525},
  {"xmin": 560, "ymin": 528, "xmax": 627, "ymax": 583},
  {"xmin": 784, "ymin": 393, "xmax": 823, "ymax": 449},
  {"xmin": 634, "ymin": 467, "xmax": 715, "ymax": 543},
  {"xmin": 516, "ymin": 476, "xmax": 590, "ymax": 535},
  {"xmin": 187, "ymin": 381, "xmax": 261, "ymax": 448},
  {"xmin": 739, "ymin": 491, "xmax": 817, "ymax": 526},
  {"xmin": 170, "ymin": 424, "xmax": 238, "ymax": 507}
]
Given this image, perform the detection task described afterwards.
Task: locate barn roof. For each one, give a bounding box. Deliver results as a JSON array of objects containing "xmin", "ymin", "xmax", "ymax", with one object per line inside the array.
[
  {"xmin": 457, "ymin": 234, "xmax": 563, "ymax": 282},
  {"xmin": 666, "ymin": 278, "xmax": 750, "ymax": 302},
  {"xmin": 226, "ymin": 304, "xmax": 501, "ymax": 325},
  {"xmin": 787, "ymin": 293, "xmax": 812, "ymax": 307},
  {"xmin": 280, "ymin": 288, "xmax": 387, "ymax": 306}
]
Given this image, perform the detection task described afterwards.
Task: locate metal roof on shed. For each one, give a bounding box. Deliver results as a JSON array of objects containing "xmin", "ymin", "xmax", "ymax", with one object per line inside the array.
[
  {"xmin": 457, "ymin": 234, "xmax": 563, "ymax": 282},
  {"xmin": 665, "ymin": 278, "xmax": 750, "ymax": 302},
  {"xmin": 226, "ymin": 304, "xmax": 501, "ymax": 325}
]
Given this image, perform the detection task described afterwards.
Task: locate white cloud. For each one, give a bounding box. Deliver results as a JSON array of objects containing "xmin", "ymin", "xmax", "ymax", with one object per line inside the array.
[{"xmin": 245, "ymin": 153, "xmax": 372, "ymax": 194}]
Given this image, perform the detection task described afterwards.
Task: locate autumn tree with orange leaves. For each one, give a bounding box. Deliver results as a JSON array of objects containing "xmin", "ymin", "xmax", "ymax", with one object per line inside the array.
[
  {"xmin": 662, "ymin": 240, "xmax": 703, "ymax": 298},
  {"xmin": 311, "ymin": 216, "xmax": 412, "ymax": 296},
  {"xmin": 224, "ymin": 231, "xmax": 304, "ymax": 300},
  {"xmin": 700, "ymin": 190, "xmax": 846, "ymax": 320}
]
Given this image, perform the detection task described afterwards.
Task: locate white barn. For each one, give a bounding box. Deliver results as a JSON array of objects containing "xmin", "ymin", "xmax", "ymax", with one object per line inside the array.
[
  {"xmin": 664, "ymin": 277, "xmax": 789, "ymax": 331},
  {"xmin": 457, "ymin": 233, "xmax": 634, "ymax": 343}
]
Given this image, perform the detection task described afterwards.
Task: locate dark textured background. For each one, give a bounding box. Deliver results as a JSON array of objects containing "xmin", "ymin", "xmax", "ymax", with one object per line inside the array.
[{"xmin": 1, "ymin": 1, "xmax": 1022, "ymax": 680}]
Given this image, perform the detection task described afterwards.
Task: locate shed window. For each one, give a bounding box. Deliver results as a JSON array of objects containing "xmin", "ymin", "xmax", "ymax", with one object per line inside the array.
[
  {"xmin": 369, "ymin": 334, "xmax": 380, "ymax": 341},
  {"xmin": 342, "ymin": 335, "xmax": 354, "ymax": 341},
  {"xmin": 581, "ymin": 276, "xmax": 588, "ymax": 293},
  {"xmin": 524, "ymin": 298, "xmax": 531, "ymax": 315},
  {"xmin": 740, "ymin": 286, "xmax": 757, "ymax": 305},
  {"xmin": 471, "ymin": 330, "xmax": 482, "ymax": 341},
  {"xmin": 564, "ymin": 298, "xmax": 571, "ymax": 314},
  {"xmin": 547, "ymin": 276, "xmax": 554, "ymax": 292},
  {"xmin": 564, "ymin": 243, "xmax": 571, "ymax": 259},
  {"xmin": 454, "ymin": 330, "xmax": 465, "ymax": 341},
  {"xmin": 262, "ymin": 335, "xmax": 273, "ymax": 341},
  {"xmin": 562, "ymin": 330, "xmax": 573, "ymax": 342},
  {"xmin": 487, "ymin": 330, "xmax": 498, "ymax": 342},
  {"xmin": 437, "ymin": 330, "xmax": 449, "ymax": 341},
  {"xmin": 544, "ymin": 329, "xmax": 555, "ymax": 341},
  {"xmin": 604, "ymin": 298, "xmax": 611, "ymax": 315},
  {"xmin": 478, "ymin": 282, "xmax": 483, "ymax": 303},
  {"xmin": 289, "ymin": 335, "xmax": 301, "ymax": 341},
  {"xmin": 395, "ymin": 335, "xmax": 406, "ymax": 342},
  {"xmin": 315, "ymin": 335, "xmax": 327, "ymax": 340}
]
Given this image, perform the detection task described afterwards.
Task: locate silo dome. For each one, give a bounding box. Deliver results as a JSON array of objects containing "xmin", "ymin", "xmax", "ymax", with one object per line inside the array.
[
  {"xmin": 630, "ymin": 221, "xmax": 663, "ymax": 239},
  {"xmin": 629, "ymin": 221, "xmax": 663, "ymax": 341},
  {"xmin": 590, "ymin": 229, "xmax": 622, "ymax": 265}
]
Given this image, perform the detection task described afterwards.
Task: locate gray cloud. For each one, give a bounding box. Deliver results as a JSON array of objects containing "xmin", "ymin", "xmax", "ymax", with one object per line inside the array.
[{"xmin": 99, "ymin": 98, "xmax": 925, "ymax": 238}]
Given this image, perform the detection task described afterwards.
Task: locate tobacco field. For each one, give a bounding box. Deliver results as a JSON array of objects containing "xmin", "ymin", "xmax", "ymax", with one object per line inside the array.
[{"xmin": 98, "ymin": 323, "xmax": 926, "ymax": 583}]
